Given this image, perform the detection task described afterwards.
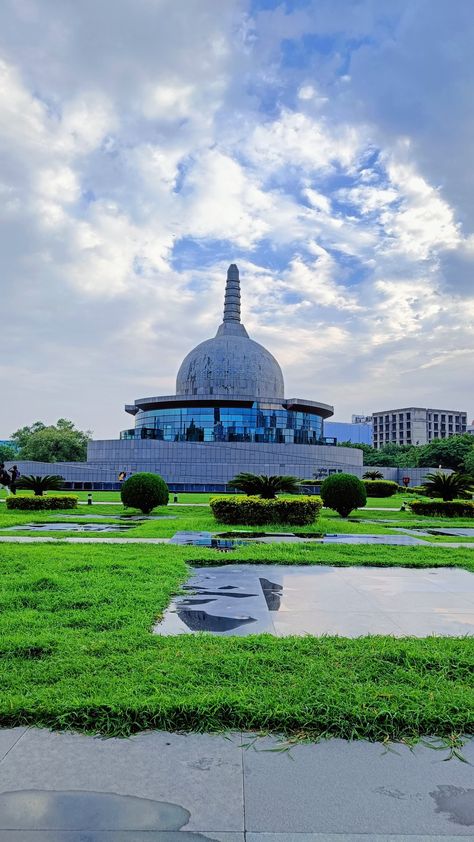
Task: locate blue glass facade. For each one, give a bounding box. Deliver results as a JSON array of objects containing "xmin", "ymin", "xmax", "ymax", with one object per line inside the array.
[{"xmin": 121, "ymin": 403, "xmax": 324, "ymax": 445}]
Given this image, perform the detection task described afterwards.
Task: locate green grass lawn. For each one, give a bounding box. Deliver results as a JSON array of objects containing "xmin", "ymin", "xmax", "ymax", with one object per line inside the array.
[
  {"xmin": 0, "ymin": 489, "xmax": 228, "ymax": 504},
  {"xmin": 1, "ymin": 501, "xmax": 473, "ymax": 541},
  {"xmin": 0, "ymin": 503, "xmax": 411, "ymax": 539},
  {"xmin": 0, "ymin": 541, "xmax": 473, "ymax": 741},
  {"xmin": 0, "ymin": 489, "xmax": 424, "ymax": 507}
]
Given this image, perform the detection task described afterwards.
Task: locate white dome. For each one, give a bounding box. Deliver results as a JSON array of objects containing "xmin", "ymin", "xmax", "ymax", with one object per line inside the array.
[
  {"xmin": 176, "ymin": 333, "xmax": 284, "ymax": 399},
  {"xmin": 175, "ymin": 264, "xmax": 285, "ymax": 400}
]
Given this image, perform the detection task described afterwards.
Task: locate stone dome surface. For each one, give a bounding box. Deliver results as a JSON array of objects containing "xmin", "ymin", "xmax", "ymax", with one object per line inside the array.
[{"xmin": 175, "ymin": 265, "xmax": 285, "ymax": 400}]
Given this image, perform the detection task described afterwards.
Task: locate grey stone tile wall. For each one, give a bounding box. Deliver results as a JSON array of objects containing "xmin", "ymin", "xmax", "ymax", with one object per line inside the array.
[{"xmin": 6, "ymin": 444, "xmax": 439, "ymax": 487}]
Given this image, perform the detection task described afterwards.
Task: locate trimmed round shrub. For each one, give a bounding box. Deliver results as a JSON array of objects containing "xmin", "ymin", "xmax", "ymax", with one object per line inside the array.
[
  {"xmin": 363, "ymin": 480, "xmax": 398, "ymax": 498},
  {"xmin": 210, "ymin": 495, "xmax": 322, "ymax": 526},
  {"xmin": 320, "ymin": 473, "xmax": 367, "ymax": 518},
  {"xmin": 409, "ymin": 500, "xmax": 474, "ymax": 518},
  {"xmin": 6, "ymin": 495, "xmax": 78, "ymax": 510},
  {"xmin": 120, "ymin": 472, "xmax": 169, "ymax": 514}
]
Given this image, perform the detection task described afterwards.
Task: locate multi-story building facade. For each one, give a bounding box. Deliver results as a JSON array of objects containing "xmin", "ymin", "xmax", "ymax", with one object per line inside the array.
[{"xmin": 372, "ymin": 407, "xmax": 467, "ymax": 449}]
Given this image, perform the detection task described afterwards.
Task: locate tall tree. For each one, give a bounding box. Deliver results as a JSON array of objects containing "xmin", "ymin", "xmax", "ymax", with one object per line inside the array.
[
  {"xmin": 12, "ymin": 420, "xmax": 92, "ymax": 463},
  {"xmin": 416, "ymin": 435, "xmax": 474, "ymax": 471}
]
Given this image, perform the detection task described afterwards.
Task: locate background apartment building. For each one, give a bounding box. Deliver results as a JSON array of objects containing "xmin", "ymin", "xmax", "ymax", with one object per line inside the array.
[{"xmin": 372, "ymin": 407, "xmax": 467, "ymax": 448}]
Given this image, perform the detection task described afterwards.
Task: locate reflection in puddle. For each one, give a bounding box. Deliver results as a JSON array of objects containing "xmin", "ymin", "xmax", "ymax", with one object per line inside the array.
[
  {"xmin": 170, "ymin": 531, "xmax": 252, "ymax": 551},
  {"xmin": 259, "ymin": 578, "xmax": 283, "ymax": 611},
  {"xmin": 180, "ymin": 597, "xmax": 217, "ymax": 605},
  {"xmin": 176, "ymin": 609, "xmax": 256, "ymax": 632}
]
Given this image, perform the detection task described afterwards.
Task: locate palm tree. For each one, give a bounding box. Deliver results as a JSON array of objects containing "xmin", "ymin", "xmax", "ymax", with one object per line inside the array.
[
  {"xmin": 422, "ymin": 471, "xmax": 474, "ymax": 502},
  {"xmin": 228, "ymin": 473, "xmax": 300, "ymax": 499},
  {"xmin": 17, "ymin": 475, "xmax": 64, "ymax": 496},
  {"xmin": 363, "ymin": 470, "xmax": 384, "ymax": 480}
]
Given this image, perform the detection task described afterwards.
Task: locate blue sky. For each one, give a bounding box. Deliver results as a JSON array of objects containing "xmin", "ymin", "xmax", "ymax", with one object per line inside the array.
[{"xmin": 1, "ymin": 0, "xmax": 473, "ymax": 437}]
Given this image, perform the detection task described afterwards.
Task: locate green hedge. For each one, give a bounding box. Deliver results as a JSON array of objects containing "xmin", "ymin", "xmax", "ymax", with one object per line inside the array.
[
  {"xmin": 210, "ymin": 495, "xmax": 322, "ymax": 525},
  {"xmin": 363, "ymin": 480, "xmax": 398, "ymax": 497},
  {"xmin": 409, "ymin": 500, "xmax": 474, "ymax": 518},
  {"xmin": 6, "ymin": 495, "xmax": 78, "ymax": 510},
  {"xmin": 397, "ymin": 486, "xmax": 425, "ymax": 494}
]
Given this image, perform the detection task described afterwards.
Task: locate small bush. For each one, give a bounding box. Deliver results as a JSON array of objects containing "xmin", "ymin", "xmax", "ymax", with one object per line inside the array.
[
  {"xmin": 120, "ymin": 472, "xmax": 169, "ymax": 514},
  {"xmin": 363, "ymin": 480, "xmax": 398, "ymax": 497},
  {"xmin": 6, "ymin": 495, "xmax": 78, "ymax": 510},
  {"xmin": 397, "ymin": 486, "xmax": 425, "ymax": 495},
  {"xmin": 210, "ymin": 495, "xmax": 322, "ymax": 525},
  {"xmin": 320, "ymin": 473, "xmax": 367, "ymax": 518},
  {"xmin": 409, "ymin": 500, "xmax": 474, "ymax": 518}
]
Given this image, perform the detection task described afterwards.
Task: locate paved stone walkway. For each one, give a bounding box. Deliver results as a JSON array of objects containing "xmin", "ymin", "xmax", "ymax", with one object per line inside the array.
[
  {"xmin": 155, "ymin": 564, "xmax": 474, "ymax": 638},
  {"xmin": 0, "ymin": 536, "xmax": 170, "ymax": 544},
  {"xmin": 0, "ymin": 727, "xmax": 472, "ymax": 839},
  {"xmin": 0, "ymin": 534, "xmax": 473, "ymax": 547}
]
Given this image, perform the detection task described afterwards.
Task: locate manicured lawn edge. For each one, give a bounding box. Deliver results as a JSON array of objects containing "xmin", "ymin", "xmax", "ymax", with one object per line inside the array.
[{"xmin": 1, "ymin": 542, "xmax": 473, "ymax": 741}]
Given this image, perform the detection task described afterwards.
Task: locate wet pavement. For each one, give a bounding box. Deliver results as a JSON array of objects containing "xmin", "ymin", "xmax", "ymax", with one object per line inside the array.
[
  {"xmin": 170, "ymin": 531, "xmax": 251, "ymax": 551},
  {"xmin": 154, "ymin": 564, "xmax": 474, "ymax": 637},
  {"xmin": 3, "ymin": 522, "xmax": 136, "ymax": 533},
  {"xmin": 427, "ymin": 528, "xmax": 474, "ymax": 537},
  {"xmin": 0, "ymin": 727, "xmax": 473, "ymax": 839}
]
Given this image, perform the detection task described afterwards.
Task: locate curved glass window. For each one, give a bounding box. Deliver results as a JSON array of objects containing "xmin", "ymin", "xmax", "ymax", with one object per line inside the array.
[{"xmin": 121, "ymin": 403, "xmax": 324, "ymax": 445}]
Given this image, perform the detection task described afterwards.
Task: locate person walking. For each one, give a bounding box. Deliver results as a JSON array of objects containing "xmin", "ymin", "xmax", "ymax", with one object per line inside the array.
[
  {"xmin": 8, "ymin": 465, "xmax": 19, "ymax": 495},
  {"xmin": 0, "ymin": 463, "xmax": 11, "ymax": 497}
]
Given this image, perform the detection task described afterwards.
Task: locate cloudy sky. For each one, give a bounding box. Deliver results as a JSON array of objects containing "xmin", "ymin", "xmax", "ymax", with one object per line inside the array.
[{"xmin": 1, "ymin": 0, "xmax": 473, "ymax": 438}]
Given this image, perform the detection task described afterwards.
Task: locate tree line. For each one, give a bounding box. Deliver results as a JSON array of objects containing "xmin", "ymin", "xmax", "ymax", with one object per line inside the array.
[{"xmin": 338, "ymin": 435, "xmax": 474, "ymax": 473}]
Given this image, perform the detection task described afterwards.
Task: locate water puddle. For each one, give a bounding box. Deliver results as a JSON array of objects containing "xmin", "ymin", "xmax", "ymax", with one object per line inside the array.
[
  {"xmin": 0, "ymin": 789, "xmax": 195, "ymax": 832},
  {"xmin": 430, "ymin": 785, "xmax": 474, "ymax": 826}
]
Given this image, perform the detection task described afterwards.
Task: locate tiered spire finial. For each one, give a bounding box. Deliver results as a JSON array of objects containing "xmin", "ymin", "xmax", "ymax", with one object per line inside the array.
[
  {"xmin": 216, "ymin": 263, "xmax": 248, "ymax": 337},
  {"xmin": 223, "ymin": 263, "xmax": 241, "ymax": 322}
]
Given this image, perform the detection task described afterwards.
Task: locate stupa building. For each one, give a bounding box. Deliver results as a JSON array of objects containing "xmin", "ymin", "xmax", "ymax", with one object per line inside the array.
[{"xmin": 84, "ymin": 264, "xmax": 363, "ymax": 488}]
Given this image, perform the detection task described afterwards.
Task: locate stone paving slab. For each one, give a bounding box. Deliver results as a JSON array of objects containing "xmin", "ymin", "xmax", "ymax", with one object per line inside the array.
[
  {"xmin": 242, "ymin": 737, "xmax": 474, "ymax": 835},
  {"xmin": 155, "ymin": 564, "xmax": 474, "ymax": 638},
  {"xmin": 0, "ymin": 834, "xmax": 242, "ymax": 841},
  {"xmin": 0, "ymin": 730, "xmax": 472, "ymax": 838},
  {"xmin": 246, "ymin": 835, "xmax": 470, "ymax": 842},
  {"xmin": 0, "ymin": 730, "xmax": 244, "ymax": 833},
  {"xmin": 0, "ymin": 536, "xmax": 170, "ymax": 544}
]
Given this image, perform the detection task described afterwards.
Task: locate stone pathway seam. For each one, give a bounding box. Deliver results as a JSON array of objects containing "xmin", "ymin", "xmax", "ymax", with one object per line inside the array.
[
  {"xmin": 240, "ymin": 731, "xmax": 247, "ymax": 836},
  {"xmin": 0, "ymin": 727, "xmax": 28, "ymax": 766}
]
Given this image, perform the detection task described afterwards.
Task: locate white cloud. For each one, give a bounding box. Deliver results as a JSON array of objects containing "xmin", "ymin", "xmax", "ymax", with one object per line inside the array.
[{"xmin": 0, "ymin": 0, "xmax": 473, "ymax": 437}]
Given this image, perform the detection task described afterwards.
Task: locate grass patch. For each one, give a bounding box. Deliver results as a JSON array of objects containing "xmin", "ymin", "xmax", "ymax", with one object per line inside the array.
[
  {"xmin": 1, "ymin": 496, "xmax": 473, "ymax": 542},
  {"xmin": 0, "ymin": 542, "xmax": 473, "ymax": 740},
  {"xmin": 0, "ymin": 503, "xmax": 409, "ymax": 539}
]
